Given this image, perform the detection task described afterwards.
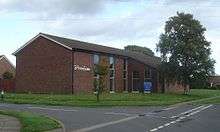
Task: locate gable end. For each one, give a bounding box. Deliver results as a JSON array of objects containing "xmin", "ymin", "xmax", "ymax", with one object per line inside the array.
[{"xmin": 13, "ymin": 33, "xmax": 72, "ymax": 55}]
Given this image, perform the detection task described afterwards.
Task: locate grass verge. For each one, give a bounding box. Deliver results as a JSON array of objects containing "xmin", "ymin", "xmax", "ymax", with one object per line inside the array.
[
  {"xmin": 193, "ymin": 96, "xmax": 220, "ymax": 104},
  {"xmin": 1, "ymin": 89, "xmax": 220, "ymax": 107},
  {"xmin": 0, "ymin": 110, "xmax": 61, "ymax": 132}
]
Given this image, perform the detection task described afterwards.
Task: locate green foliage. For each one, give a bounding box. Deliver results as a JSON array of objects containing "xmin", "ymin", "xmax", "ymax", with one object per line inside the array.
[
  {"xmin": 0, "ymin": 110, "xmax": 61, "ymax": 132},
  {"xmin": 93, "ymin": 58, "xmax": 109, "ymax": 102},
  {"xmin": 3, "ymin": 71, "xmax": 14, "ymax": 79},
  {"xmin": 156, "ymin": 12, "xmax": 215, "ymax": 93},
  {"xmin": 124, "ymin": 45, "xmax": 154, "ymax": 56}
]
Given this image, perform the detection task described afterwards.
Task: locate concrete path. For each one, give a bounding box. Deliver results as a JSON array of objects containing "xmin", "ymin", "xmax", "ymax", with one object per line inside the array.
[{"xmin": 0, "ymin": 114, "xmax": 20, "ymax": 132}]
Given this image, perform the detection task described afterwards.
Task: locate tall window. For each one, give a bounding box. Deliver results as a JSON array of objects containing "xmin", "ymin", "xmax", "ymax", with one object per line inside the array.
[
  {"xmin": 93, "ymin": 54, "xmax": 100, "ymax": 93},
  {"xmin": 133, "ymin": 71, "xmax": 140, "ymax": 79},
  {"xmin": 132, "ymin": 71, "xmax": 140, "ymax": 92},
  {"xmin": 144, "ymin": 67, "xmax": 152, "ymax": 80},
  {"xmin": 93, "ymin": 54, "xmax": 100, "ymax": 65},
  {"xmin": 109, "ymin": 56, "xmax": 114, "ymax": 69},
  {"xmin": 109, "ymin": 56, "xmax": 115, "ymax": 92},
  {"xmin": 123, "ymin": 59, "xmax": 128, "ymax": 91}
]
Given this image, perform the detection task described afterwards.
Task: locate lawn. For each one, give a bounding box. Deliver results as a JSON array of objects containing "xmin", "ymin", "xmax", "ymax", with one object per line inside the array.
[
  {"xmin": 0, "ymin": 110, "xmax": 61, "ymax": 132},
  {"xmin": 1, "ymin": 89, "xmax": 220, "ymax": 107},
  {"xmin": 198, "ymin": 96, "xmax": 220, "ymax": 104}
]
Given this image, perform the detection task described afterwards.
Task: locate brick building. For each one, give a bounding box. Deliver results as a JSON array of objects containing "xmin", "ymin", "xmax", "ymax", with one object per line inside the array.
[
  {"xmin": 209, "ymin": 75, "xmax": 220, "ymax": 88},
  {"xmin": 13, "ymin": 33, "xmax": 166, "ymax": 94},
  {"xmin": 0, "ymin": 55, "xmax": 15, "ymax": 79}
]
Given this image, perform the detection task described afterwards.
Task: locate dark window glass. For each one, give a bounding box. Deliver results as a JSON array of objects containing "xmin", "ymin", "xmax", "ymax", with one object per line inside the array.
[
  {"xmin": 109, "ymin": 56, "xmax": 115, "ymax": 92},
  {"xmin": 110, "ymin": 79, "xmax": 114, "ymax": 91},
  {"xmin": 109, "ymin": 56, "xmax": 114, "ymax": 69},
  {"xmin": 145, "ymin": 68, "xmax": 152, "ymax": 78},
  {"xmin": 123, "ymin": 59, "xmax": 127, "ymax": 70},
  {"xmin": 93, "ymin": 54, "xmax": 100, "ymax": 64},
  {"xmin": 133, "ymin": 71, "xmax": 140, "ymax": 79},
  {"xmin": 123, "ymin": 71, "xmax": 127, "ymax": 78},
  {"xmin": 110, "ymin": 70, "xmax": 114, "ymax": 78},
  {"xmin": 123, "ymin": 79, "xmax": 127, "ymax": 91},
  {"xmin": 94, "ymin": 75, "xmax": 99, "ymax": 92},
  {"xmin": 133, "ymin": 79, "xmax": 141, "ymax": 91}
]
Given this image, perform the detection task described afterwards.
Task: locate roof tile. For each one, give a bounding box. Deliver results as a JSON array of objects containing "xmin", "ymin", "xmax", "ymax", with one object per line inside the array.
[{"xmin": 41, "ymin": 33, "xmax": 161, "ymax": 68}]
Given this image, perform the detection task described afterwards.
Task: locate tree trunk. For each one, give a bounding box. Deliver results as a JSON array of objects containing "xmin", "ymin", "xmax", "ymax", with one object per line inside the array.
[
  {"xmin": 183, "ymin": 84, "xmax": 190, "ymax": 95},
  {"xmin": 96, "ymin": 93, "xmax": 99, "ymax": 102}
]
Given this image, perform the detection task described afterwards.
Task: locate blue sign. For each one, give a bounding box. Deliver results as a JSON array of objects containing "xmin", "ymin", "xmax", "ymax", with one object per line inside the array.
[{"xmin": 144, "ymin": 81, "xmax": 152, "ymax": 92}]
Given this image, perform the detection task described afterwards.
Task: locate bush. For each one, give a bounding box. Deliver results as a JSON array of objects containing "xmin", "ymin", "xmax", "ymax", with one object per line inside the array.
[{"xmin": 3, "ymin": 72, "xmax": 14, "ymax": 79}]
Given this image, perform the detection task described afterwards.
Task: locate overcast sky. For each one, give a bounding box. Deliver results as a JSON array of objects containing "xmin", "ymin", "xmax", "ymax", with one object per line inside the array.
[{"xmin": 0, "ymin": 0, "xmax": 219, "ymax": 74}]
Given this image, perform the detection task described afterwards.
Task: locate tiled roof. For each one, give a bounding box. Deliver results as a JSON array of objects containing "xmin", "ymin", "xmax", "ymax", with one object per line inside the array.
[{"xmin": 41, "ymin": 33, "xmax": 161, "ymax": 68}]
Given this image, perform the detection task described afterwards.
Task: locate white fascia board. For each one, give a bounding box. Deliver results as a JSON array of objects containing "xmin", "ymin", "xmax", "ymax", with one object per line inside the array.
[
  {"xmin": 13, "ymin": 33, "xmax": 42, "ymax": 55},
  {"xmin": 13, "ymin": 33, "xmax": 72, "ymax": 55}
]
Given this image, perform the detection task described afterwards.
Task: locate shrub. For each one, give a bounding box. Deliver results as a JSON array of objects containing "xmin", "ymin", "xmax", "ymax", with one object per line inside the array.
[{"xmin": 3, "ymin": 71, "xmax": 14, "ymax": 79}]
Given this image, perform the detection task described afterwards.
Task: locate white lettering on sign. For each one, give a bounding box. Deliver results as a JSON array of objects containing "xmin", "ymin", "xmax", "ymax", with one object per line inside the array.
[{"xmin": 74, "ymin": 64, "xmax": 91, "ymax": 71}]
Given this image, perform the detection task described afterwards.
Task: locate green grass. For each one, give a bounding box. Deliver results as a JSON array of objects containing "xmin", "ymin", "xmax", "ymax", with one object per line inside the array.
[
  {"xmin": 1, "ymin": 89, "xmax": 220, "ymax": 107},
  {"xmin": 198, "ymin": 97, "xmax": 220, "ymax": 104},
  {"xmin": 0, "ymin": 110, "xmax": 61, "ymax": 132}
]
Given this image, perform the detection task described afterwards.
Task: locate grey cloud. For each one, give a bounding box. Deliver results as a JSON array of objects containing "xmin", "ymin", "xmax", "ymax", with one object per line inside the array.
[
  {"xmin": 42, "ymin": 15, "xmax": 162, "ymax": 40},
  {"xmin": 37, "ymin": 8, "xmax": 166, "ymax": 51},
  {"xmin": 163, "ymin": 0, "xmax": 219, "ymax": 4},
  {"xmin": 0, "ymin": 0, "xmax": 104, "ymax": 17},
  {"xmin": 28, "ymin": 0, "xmax": 220, "ymax": 44}
]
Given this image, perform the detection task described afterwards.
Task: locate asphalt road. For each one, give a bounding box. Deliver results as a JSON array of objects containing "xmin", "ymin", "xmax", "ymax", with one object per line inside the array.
[{"xmin": 0, "ymin": 103, "xmax": 219, "ymax": 132}]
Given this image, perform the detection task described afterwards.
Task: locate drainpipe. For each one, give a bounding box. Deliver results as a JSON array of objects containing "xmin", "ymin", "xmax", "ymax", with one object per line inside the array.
[{"xmin": 71, "ymin": 50, "xmax": 74, "ymax": 94}]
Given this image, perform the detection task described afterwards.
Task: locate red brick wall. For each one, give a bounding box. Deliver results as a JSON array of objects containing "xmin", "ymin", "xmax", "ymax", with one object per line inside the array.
[
  {"xmin": 15, "ymin": 36, "xmax": 162, "ymax": 94},
  {"xmin": 127, "ymin": 58, "xmax": 158, "ymax": 92},
  {"xmin": 115, "ymin": 57, "xmax": 124, "ymax": 92},
  {"xmin": 0, "ymin": 79, "xmax": 15, "ymax": 92},
  {"xmin": 127, "ymin": 58, "xmax": 145, "ymax": 92},
  {"xmin": 73, "ymin": 51, "xmax": 94, "ymax": 93},
  {"xmin": 0, "ymin": 57, "xmax": 15, "ymax": 79},
  {"xmin": 164, "ymin": 81, "xmax": 188, "ymax": 93},
  {"xmin": 151, "ymin": 69, "xmax": 159, "ymax": 92},
  {"xmin": 15, "ymin": 36, "xmax": 72, "ymax": 94}
]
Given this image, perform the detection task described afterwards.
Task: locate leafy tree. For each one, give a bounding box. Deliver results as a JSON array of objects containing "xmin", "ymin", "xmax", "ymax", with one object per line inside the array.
[
  {"xmin": 156, "ymin": 12, "xmax": 215, "ymax": 94},
  {"xmin": 124, "ymin": 45, "xmax": 154, "ymax": 56},
  {"xmin": 93, "ymin": 58, "xmax": 109, "ymax": 102},
  {"xmin": 3, "ymin": 71, "xmax": 14, "ymax": 79}
]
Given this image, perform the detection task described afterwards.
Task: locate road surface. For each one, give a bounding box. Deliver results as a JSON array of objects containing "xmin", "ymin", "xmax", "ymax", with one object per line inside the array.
[{"xmin": 0, "ymin": 103, "xmax": 219, "ymax": 132}]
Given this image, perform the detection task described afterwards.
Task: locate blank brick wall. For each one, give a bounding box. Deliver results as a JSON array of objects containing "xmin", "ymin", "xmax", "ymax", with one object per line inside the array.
[{"xmin": 15, "ymin": 37, "xmax": 72, "ymax": 94}]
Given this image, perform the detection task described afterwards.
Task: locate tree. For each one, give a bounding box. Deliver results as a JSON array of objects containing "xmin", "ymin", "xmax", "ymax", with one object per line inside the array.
[
  {"xmin": 124, "ymin": 45, "xmax": 154, "ymax": 56},
  {"xmin": 3, "ymin": 71, "xmax": 14, "ymax": 79},
  {"xmin": 156, "ymin": 12, "xmax": 215, "ymax": 94},
  {"xmin": 93, "ymin": 58, "xmax": 109, "ymax": 102}
]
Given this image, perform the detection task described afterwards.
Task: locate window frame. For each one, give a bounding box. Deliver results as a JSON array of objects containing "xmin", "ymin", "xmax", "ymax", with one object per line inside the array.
[
  {"xmin": 123, "ymin": 58, "xmax": 128, "ymax": 92},
  {"xmin": 109, "ymin": 56, "xmax": 115, "ymax": 93},
  {"xmin": 132, "ymin": 71, "xmax": 140, "ymax": 92},
  {"xmin": 93, "ymin": 54, "xmax": 100, "ymax": 65},
  {"xmin": 144, "ymin": 67, "xmax": 152, "ymax": 80}
]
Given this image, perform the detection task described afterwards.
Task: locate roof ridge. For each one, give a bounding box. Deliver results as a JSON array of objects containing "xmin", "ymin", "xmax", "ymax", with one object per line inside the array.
[
  {"xmin": 41, "ymin": 33, "xmax": 161, "ymax": 68},
  {"xmin": 0, "ymin": 55, "xmax": 5, "ymax": 58},
  {"xmin": 41, "ymin": 32, "xmax": 159, "ymax": 58},
  {"xmin": 41, "ymin": 33, "xmax": 125, "ymax": 51}
]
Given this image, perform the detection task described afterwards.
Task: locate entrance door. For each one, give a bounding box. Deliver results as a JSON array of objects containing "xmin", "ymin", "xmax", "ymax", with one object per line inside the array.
[{"xmin": 132, "ymin": 71, "xmax": 141, "ymax": 92}]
